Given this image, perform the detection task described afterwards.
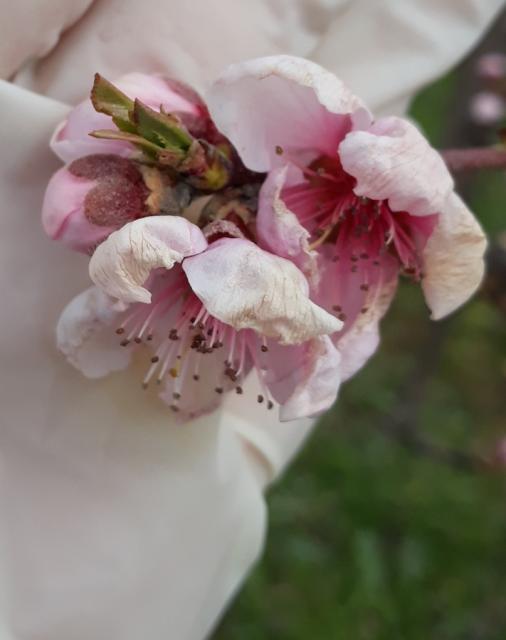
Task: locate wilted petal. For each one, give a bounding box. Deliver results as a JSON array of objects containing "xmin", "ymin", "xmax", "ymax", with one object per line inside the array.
[
  {"xmin": 56, "ymin": 287, "xmax": 131, "ymax": 377},
  {"xmin": 207, "ymin": 55, "xmax": 366, "ymax": 172},
  {"xmin": 183, "ymin": 238, "xmax": 342, "ymax": 345},
  {"xmin": 90, "ymin": 217, "xmax": 207, "ymax": 304},
  {"xmin": 257, "ymin": 165, "xmax": 318, "ymax": 281},
  {"xmin": 276, "ymin": 337, "xmax": 341, "ymax": 421},
  {"xmin": 422, "ymin": 192, "xmax": 487, "ymax": 319},
  {"xmin": 339, "ymin": 116, "xmax": 454, "ymax": 216}
]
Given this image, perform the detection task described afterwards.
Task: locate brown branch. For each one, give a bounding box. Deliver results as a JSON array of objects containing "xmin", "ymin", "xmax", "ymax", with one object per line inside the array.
[{"xmin": 442, "ymin": 147, "xmax": 506, "ymax": 172}]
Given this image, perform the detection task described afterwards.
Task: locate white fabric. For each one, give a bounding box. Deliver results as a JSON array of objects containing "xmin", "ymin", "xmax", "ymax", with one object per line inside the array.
[{"xmin": 0, "ymin": 1, "xmax": 503, "ymax": 638}]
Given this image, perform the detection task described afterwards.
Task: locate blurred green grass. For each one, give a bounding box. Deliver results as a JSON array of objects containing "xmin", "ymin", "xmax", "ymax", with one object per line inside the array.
[{"xmin": 216, "ymin": 60, "xmax": 506, "ymax": 639}]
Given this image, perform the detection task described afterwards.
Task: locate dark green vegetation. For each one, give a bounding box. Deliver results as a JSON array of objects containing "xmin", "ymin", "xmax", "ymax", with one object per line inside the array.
[{"xmin": 216, "ymin": 32, "xmax": 506, "ymax": 640}]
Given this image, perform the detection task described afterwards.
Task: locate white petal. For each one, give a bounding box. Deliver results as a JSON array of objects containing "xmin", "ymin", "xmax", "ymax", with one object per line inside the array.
[
  {"xmin": 207, "ymin": 55, "xmax": 366, "ymax": 172},
  {"xmin": 339, "ymin": 116, "xmax": 454, "ymax": 216},
  {"xmin": 56, "ymin": 286, "xmax": 131, "ymax": 378},
  {"xmin": 422, "ymin": 192, "xmax": 487, "ymax": 319},
  {"xmin": 183, "ymin": 238, "xmax": 342, "ymax": 345},
  {"xmin": 89, "ymin": 216, "xmax": 207, "ymax": 304}
]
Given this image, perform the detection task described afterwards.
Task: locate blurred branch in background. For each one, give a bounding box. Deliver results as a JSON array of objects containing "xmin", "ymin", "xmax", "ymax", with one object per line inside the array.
[{"xmin": 370, "ymin": 9, "xmax": 506, "ymax": 472}]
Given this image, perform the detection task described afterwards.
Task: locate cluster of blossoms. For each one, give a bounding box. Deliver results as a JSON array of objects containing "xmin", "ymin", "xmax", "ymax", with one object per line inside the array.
[
  {"xmin": 470, "ymin": 52, "xmax": 506, "ymax": 126},
  {"xmin": 42, "ymin": 56, "xmax": 487, "ymax": 422}
]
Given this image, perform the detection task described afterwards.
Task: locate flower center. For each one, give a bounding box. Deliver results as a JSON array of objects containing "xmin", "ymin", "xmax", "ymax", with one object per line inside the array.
[
  {"xmin": 283, "ymin": 155, "xmax": 437, "ymax": 277},
  {"xmin": 282, "ymin": 155, "xmax": 438, "ymax": 328},
  {"xmin": 113, "ymin": 267, "xmax": 274, "ymax": 416}
]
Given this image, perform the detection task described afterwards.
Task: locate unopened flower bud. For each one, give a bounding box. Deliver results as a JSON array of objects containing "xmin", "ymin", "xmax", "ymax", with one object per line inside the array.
[
  {"xmin": 469, "ymin": 92, "xmax": 505, "ymax": 125},
  {"xmin": 476, "ymin": 53, "xmax": 506, "ymax": 81},
  {"xmin": 42, "ymin": 154, "xmax": 149, "ymax": 253}
]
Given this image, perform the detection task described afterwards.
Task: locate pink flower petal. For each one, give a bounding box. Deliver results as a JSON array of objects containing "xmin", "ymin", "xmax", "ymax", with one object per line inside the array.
[
  {"xmin": 421, "ymin": 192, "xmax": 487, "ymax": 319},
  {"xmin": 116, "ymin": 73, "xmax": 202, "ymax": 115},
  {"xmin": 276, "ymin": 337, "xmax": 341, "ymax": 422},
  {"xmin": 42, "ymin": 165, "xmax": 95, "ymax": 240},
  {"xmin": 339, "ymin": 116, "xmax": 454, "ymax": 216},
  {"xmin": 207, "ymin": 55, "xmax": 366, "ymax": 172},
  {"xmin": 182, "ymin": 238, "xmax": 342, "ymax": 345},
  {"xmin": 257, "ymin": 165, "xmax": 318, "ymax": 281},
  {"xmin": 41, "ymin": 163, "xmax": 133, "ymax": 253},
  {"xmin": 337, "ymin": 276, "xmax": 398, "ymax": 381},
  {"xmin": 89, "ymin": 217, "xmax": 208, "ymax": 304},
  {"xmin": 50, "ymin": 102, "xmax": 130, "ymax": 163},
  {"xmin": 56, "ymin": 287, "xmax": 131, "ymax": 377}
]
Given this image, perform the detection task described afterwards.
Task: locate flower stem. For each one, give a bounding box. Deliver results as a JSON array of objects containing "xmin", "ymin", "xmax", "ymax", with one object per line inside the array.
[{"xmin": 442, "ymin": 147, "xmax": 506, "ymax": 172}]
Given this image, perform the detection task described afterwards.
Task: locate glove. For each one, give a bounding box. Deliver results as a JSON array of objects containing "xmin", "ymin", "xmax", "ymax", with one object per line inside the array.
[{"xmin": 0, "ymin": 1, "xmax": 502, "ymax": 638}]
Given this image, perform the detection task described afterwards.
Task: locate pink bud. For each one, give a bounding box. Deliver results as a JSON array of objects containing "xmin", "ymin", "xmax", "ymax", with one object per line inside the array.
[
  {"xmin": 469, "ymin": 92, "xmax": 505, "ymax": 125},
  {"xmin": 51, "ymin": 73, "xmax": 205, "ymax": 163},
  {"xmin": 42, "ymin": 154, "xmax": 149, "ymax": 253},
  {"xmin": 476, "ymin": 53, "xmax": 506, "ymax": 81},
  {"xmin": 494, "ymin": 437, "xmax": 506, "ymax": 467}
]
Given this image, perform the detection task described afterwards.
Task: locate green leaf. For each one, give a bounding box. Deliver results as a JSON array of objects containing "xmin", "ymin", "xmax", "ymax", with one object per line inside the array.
[
  {"xmin": 89, "ymin": 129, "xmax": 162, "ymax": 158},
  {"xmin": 132, "ymin": 100, "xmax": 193, "ymax": 151},
  {"xmin": 91, "ymin": 74, "xmax": 134, "ymax": 130}
]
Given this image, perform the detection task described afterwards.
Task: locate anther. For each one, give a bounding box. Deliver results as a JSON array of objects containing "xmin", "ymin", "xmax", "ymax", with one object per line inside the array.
[
  {"xmin": 261, "ymin": 345, "xmax": 269, "ymax": 353},
  {"xmin": 215, "ymin": 387, "xmax": 224, "ymax": 394},
  {"xmin": 115, "ymin": 327, "xmax": 125, "ymax": 335},
  {"xmin": 169, "ymin": 368, "xmax": 178, "ymax": 378},
  {"xmin": 267, "ymin": 400, "xmax": 274, "ymax": 410},
  {"xmin": 360, "ymin": 284, "xmax": 370, "ymax": 291},
  {"xmin": 332, "ymin": 304, "xmax": 342, "ymax": 312},
  {"xmin": 338, "ymin": 312, "xmax": 347, "ymax": 321},
  {"xmin": 120, "ymin": 339, "xmax": 130, "ymax": 347},
  {"xmin": 173, "ymin": 392, "xmax": 181, "ymax": 400},
  {"xmin": 170, "ymin": 404, "xmax": 179, "ymax": 412},
  {"xmin": 257, "ymin": 395, "xmax": 264, "ymax": 404},
  {"xmin": 134, "ymin": 337, "xmax": 142, "ymax": 344},
  {"xmin": 275, "ymin": 145, "xmax": 284, "ymax": 155},
  {"xmin": 236, "ymin": 386, "xmax": 243, "ymax": 394},
  {"xmin": 225, "ymin": 367, "xmax": 237, "ymax": 382},
  {"xmin": 193, "ymin": 374, "xmax": 200, "ymax": 381},
  {"xmin": 151, "ymin": 355, "xmax": 160, "ymax": 363}
]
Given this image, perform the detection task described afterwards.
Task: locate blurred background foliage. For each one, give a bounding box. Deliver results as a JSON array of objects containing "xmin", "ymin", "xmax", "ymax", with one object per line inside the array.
[{"xmin": 216, "ymin": 13, "xmax": 506, "ymax": 640}]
